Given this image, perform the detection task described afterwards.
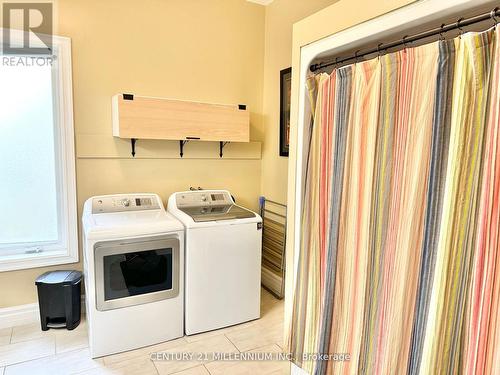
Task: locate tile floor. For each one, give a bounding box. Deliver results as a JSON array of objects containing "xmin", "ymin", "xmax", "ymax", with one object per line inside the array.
[{"xmin": 0, "ymin": 289, "xmax": 289, "ymax": 375}]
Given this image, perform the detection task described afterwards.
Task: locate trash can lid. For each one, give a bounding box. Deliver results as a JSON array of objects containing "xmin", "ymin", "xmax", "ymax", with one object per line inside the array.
[{"xmin": 35, "ymin": 270, "xmax": 82, "ymax": 285}]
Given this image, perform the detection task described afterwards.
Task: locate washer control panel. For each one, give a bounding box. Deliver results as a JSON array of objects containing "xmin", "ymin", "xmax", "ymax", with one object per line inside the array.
[
  {"xmin": 92, "ymin": 194, "xmax": 161, "ymax": 214},
  {"xmin": 176, "ymin": 191, "xmax": 232, "ymax": 208}
]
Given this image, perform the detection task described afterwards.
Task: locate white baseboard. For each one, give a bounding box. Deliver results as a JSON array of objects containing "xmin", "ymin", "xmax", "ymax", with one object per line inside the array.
[
  {"xmin": 0, "ymin": 296, "xmax": 86, "ymax": 329},
  {"xmin": 0, "ymin": 303, "xmax": 40, "ymax": 329}
]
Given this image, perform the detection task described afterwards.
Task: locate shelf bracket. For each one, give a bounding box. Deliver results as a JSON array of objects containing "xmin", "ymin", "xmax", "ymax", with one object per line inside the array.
[
  {"xmin": 180, "ymin": 140, "xmax": 189, "ymax": 158},
  {"xmin": 219, "ymin": 141, "xmax": 230, "ymax": 158},
  {"xmin": 131, "ymin": 138, "xmax": 137, "ymax": 157}
]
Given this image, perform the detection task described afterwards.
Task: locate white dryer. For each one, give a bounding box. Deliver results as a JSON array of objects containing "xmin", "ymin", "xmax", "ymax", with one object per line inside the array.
[
  {"xmin": 82, "ymin": 194, "xmax": 184, "ymax": 358},
  {"xmin": 167, "ymin": 190, "xmax": 262, "ymax": 335}
]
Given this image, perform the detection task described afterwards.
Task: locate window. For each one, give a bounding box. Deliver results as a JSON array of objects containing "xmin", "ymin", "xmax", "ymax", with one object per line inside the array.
[{"xmin": 0, "ymin": 29, "xmax": 77, "ymax": 272}]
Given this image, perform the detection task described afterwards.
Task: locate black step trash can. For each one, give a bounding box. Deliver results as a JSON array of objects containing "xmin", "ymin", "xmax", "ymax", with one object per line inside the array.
[{"xmin": 35, "ymin": 270, "xmax": 83, "ymax": 331}]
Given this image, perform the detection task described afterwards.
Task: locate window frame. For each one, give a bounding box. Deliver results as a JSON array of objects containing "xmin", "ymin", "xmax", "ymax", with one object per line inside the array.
[{"xmin": 0, "ymin": 29, "xmax": 77, "ymax": 272}]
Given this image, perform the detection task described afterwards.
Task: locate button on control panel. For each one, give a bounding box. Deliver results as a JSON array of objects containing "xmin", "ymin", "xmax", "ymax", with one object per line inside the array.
[{"xmin": 92, "ymin": 195, "xmax": 160, "ymax": 213}]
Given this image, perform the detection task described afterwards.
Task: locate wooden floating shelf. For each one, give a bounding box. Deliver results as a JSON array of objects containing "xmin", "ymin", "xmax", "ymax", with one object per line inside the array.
[{"xmin": 112, "ymin": 93, "xmax": 250, "ymax": 141}]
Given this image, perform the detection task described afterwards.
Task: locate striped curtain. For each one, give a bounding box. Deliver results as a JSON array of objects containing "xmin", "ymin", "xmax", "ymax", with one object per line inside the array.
[{"xmin": 289, "ymin": 27, "xmax": 500, "ymax": 375}]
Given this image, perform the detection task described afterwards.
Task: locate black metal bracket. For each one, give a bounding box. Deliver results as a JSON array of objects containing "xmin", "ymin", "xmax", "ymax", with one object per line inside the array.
[
  {"xmin": 219, "ymin": 141, "xmax": 230, "ymax": 158},
  {"xmin": 131, "ymin": 138, "xmax": 137, "ymax": 157},
  {"xmin": 180, "ymin": 140, "xmax": 189, "ymax": 158}
]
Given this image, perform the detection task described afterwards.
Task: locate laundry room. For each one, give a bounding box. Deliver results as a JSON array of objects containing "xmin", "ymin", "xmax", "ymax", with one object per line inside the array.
[
  {"xmin": 2, "ymin": 0, "xmax": 500, "ymax": 374},
  {"xmin": 0, "ymin": 1, "xmax": 318, "ymax": 373}
]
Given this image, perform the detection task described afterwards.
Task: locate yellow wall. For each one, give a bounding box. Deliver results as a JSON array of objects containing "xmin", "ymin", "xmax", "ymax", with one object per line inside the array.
[
  {"xmin": 0, "ymin": 0, "xmax": 265, "ymax": 308},
  {"xmin": 260, "ymin": 0, "xmax": 339, "ymax": 204}
]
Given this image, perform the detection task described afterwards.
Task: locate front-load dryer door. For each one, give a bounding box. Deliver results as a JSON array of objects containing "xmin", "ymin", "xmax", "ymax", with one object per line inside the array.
[{"xmin": 94, "ymin": 236, "xmax": 179, "ymax": 311}]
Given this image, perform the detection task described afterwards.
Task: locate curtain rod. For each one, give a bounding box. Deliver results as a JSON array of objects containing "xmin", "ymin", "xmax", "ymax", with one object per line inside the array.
[{"xmin": 310, "ymin": 7, "xmax": 500, "ymax": 72}]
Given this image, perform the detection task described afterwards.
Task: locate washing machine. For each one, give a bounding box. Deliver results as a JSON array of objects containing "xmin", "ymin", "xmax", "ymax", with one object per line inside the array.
[
  {"xmin": 82, "ymin": 193, "xmax": 184, "ymax": 358},
  {"xmin": 167, "ymin": 190, "xmax": 262, "ymax": 335}
]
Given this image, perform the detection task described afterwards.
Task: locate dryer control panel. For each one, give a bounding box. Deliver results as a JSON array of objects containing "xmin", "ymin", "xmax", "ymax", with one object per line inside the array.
[
  {"xmin": 92, "ymin": 194, "xmax": 161, "ymax": 214},
  {"xmin": 176, "ymin": 191, "xmax": 232, "ymax": 208}
]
